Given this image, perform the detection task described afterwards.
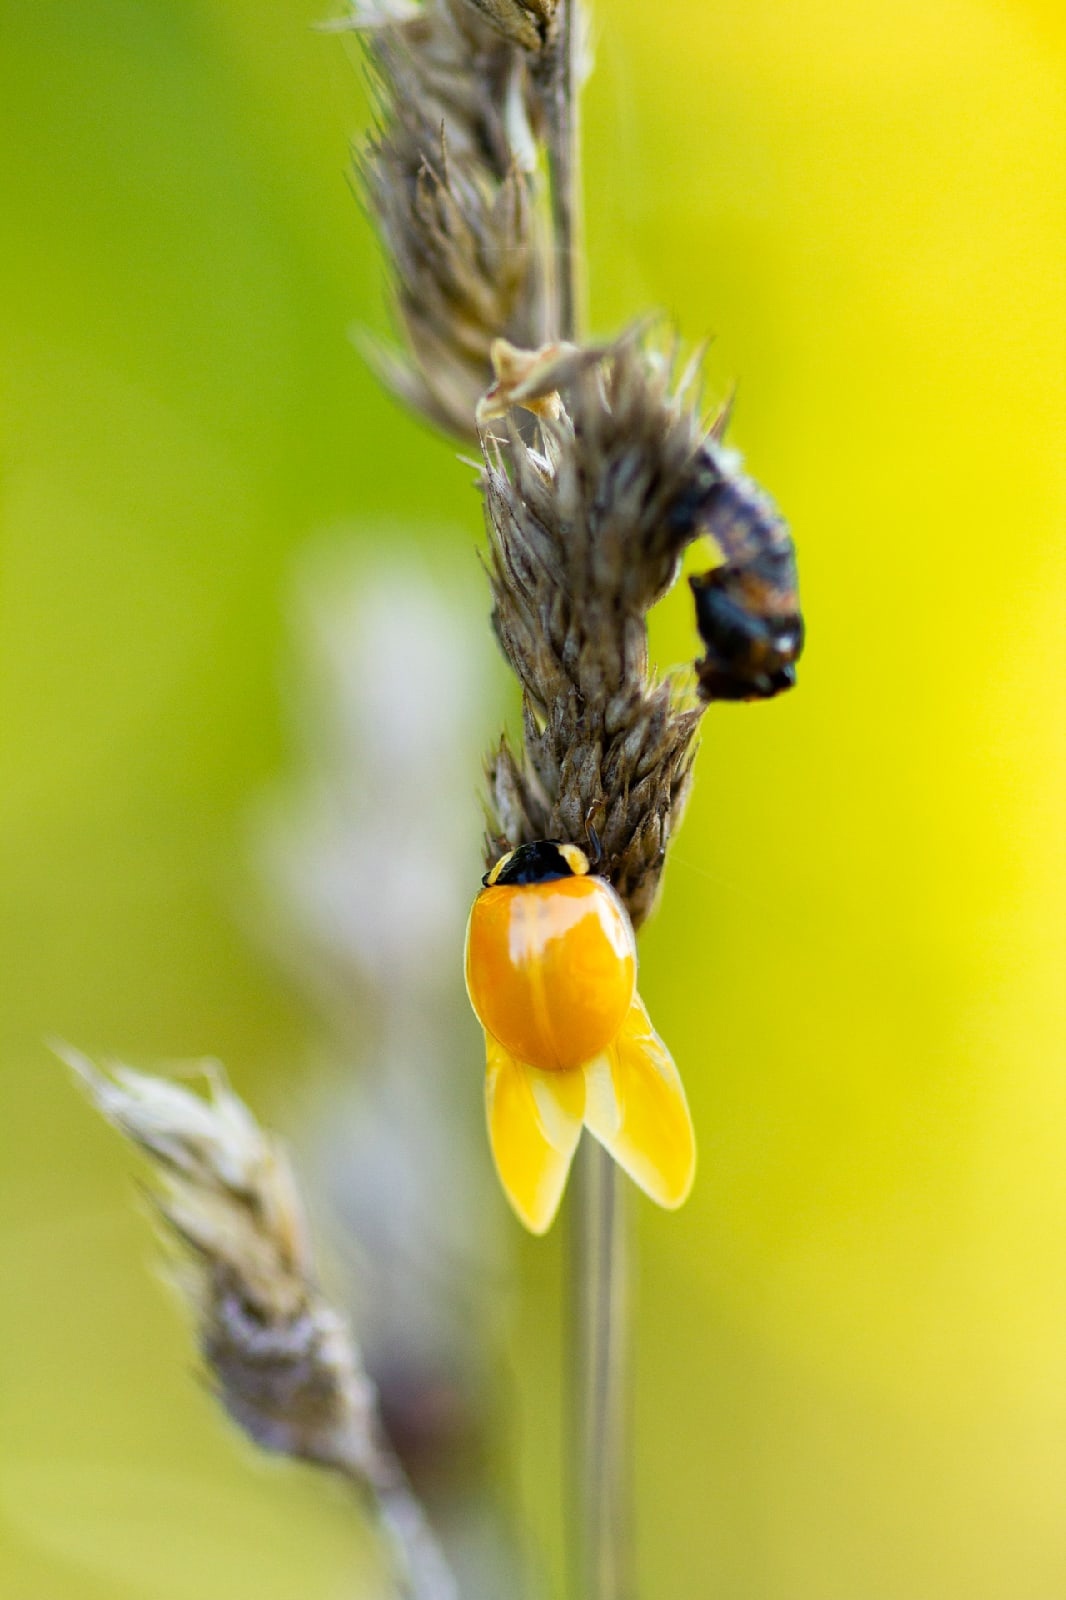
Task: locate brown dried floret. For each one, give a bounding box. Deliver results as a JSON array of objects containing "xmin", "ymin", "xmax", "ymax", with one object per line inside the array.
[{"xmin": 453, "ymin": 0, "xmax": 558, "ymax": 50}]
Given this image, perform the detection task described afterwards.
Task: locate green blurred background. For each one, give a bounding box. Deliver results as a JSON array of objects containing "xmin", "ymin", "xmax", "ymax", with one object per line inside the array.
[{"xmin": 2, "ymin": 0, "xmax": 1065, "ymax": 1595}]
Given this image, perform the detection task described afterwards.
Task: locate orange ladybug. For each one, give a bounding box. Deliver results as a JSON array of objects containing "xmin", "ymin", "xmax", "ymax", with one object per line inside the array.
[{"xmin": 465, "ymin": 840, "xmax": 696, "ymax": 1233}]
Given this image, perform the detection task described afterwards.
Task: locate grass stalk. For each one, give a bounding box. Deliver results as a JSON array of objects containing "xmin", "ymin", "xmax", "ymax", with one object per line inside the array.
[
  {"xmin": 572, "ymin": 1141, "xmax": 633, "ymax": 1600},
  {"xmin": 544, "ymin": 0, "xmax": 584, "ymax": 343},
  {"xmin": 547, "ymin": 8, "xmax": 634, "ymax": 1596}
]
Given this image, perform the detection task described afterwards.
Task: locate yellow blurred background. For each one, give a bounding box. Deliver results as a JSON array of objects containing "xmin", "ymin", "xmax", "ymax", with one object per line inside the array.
[{"xmin": 2, "ymin": 1, "xmax": 1065, "ymax": 1596}]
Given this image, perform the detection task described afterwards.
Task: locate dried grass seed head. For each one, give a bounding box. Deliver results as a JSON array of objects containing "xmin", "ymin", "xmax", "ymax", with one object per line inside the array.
[
  {"xmin": 357, "ymin": 0, "xmax": 550, "ymax": 439},
  {"xmin": 64, "ymin": 1048, "xmax": 381, "ymax": 1479},
  {"xmin": 479, "ymin": 331, "xmax": 721, "ymax": 926}
]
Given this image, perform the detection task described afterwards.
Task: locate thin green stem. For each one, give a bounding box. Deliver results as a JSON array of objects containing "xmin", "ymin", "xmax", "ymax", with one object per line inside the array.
[
  {"xmin": 571, "ymin": 1140, "xmax": 633, "ymax": 1600},
  {"xmin": 545, "ymin": 0, "xmax": 584, "ymax": 343},
  {"xmin": 547, "ymin": 7, "xmax": 632, "ymax": 1595}
]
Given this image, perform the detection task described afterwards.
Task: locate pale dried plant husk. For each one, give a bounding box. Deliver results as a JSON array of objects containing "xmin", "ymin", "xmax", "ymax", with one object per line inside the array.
[
  {"xmin": 321, "ymin": 0, "xmax": 422, "ymax": 25},
  {"xmin": 356, "ymin": 0, "xmax": 551, "ymax": 439},
  {"xmin": 480, "ymin": 330, "xmax": 724, "ymax": 927}
]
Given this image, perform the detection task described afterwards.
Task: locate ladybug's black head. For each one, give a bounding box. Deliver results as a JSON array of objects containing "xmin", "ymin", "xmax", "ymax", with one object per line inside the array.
[{"xmin": 483, "ymin": 840, "xmax": 590, "ymax": 888}]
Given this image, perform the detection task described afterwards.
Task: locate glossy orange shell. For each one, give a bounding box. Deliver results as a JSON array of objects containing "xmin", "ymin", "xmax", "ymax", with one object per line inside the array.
[{"xmin": 465, "ymin": 875, "xmax": 637, "ymax": 1072}]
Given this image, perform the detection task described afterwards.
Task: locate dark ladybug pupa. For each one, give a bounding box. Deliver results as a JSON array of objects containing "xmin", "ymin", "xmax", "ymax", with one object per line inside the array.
[{"xmin": 673, "ymin": 441, "xmax": 804, "ymax": 702}]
